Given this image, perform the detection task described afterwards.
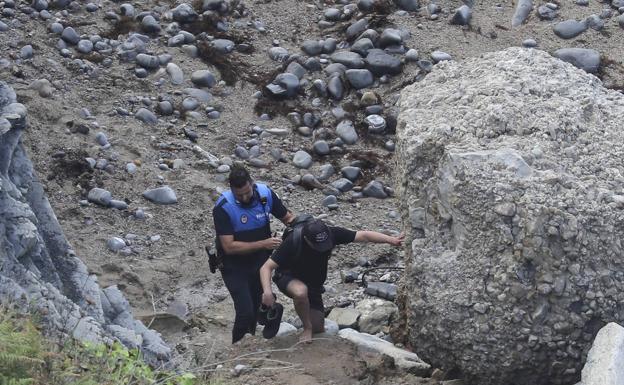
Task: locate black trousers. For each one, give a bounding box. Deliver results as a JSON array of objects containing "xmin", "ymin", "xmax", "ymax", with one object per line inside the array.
[{"xmin": 220, "ymin": 257, "xmax": 265, "ymax": 343}]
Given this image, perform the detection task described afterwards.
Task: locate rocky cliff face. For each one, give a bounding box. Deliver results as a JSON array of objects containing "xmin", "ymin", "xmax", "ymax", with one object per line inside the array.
[
  {"xmin": 394, "ymin": 47, "xmax": 624, "ymax": 385},
  {"xmin": 0, "ymin": 81, "xmax": 170, "ymax": 365}
]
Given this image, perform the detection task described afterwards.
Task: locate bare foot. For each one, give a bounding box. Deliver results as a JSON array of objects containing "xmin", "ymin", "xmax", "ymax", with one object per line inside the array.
[{"xmin": 299, "ymin": 329, "xmax": 313, "ymax": 343}]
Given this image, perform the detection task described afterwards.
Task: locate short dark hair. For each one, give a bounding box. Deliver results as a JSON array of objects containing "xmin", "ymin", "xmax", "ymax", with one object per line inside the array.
[{"xmin": 228, "ymin": 164, "xmax": 252, "ymax": 188}]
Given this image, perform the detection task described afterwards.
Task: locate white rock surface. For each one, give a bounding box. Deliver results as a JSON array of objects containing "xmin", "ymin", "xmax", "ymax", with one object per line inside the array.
[
  {"xmin": 581, "ymin": 322, "xmax": 624, "ymax": 385},
  {"xmin": 338, "ymin": 328, "xmax": 430, "ymax": 375}
]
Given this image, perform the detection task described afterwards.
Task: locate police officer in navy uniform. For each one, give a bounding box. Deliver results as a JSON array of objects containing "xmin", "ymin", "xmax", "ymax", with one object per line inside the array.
[{"xmin": 212, "ymin": 165, "xmax": 294, "ymax": 343}]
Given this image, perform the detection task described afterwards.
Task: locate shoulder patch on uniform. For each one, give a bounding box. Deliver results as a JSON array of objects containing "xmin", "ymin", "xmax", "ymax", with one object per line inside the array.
[{"xmin": 240, "ymin": 214, "xmax": 248, "ymax": 224}]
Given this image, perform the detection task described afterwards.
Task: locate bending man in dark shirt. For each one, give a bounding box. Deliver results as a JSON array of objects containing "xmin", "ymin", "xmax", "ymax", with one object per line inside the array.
[
  {"xmin": 259, "ymin": 218, "xmax": 404, "ymax": 343},
  {"xmin": 213, "ymin": 165, "xmax": 294, "ymax": 343}
]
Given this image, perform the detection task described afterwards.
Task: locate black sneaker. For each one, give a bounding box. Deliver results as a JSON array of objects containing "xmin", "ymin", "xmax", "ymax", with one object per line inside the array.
[
  {"xmin": 262, "ymin": 303, "xmax": 284, "ymax": 339},
  {"xmin": 258, "ymin": 293, "xmax": 276, "ymax": 326}
]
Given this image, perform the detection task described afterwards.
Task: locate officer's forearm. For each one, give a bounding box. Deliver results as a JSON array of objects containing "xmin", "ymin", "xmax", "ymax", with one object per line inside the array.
[
  {"xmin": 358, "ymin": 230, "xmax": 393, "ymax": 244},
  {"xmin": 223, "ymin": 239, "xmax": 266, "ymax": 255}
]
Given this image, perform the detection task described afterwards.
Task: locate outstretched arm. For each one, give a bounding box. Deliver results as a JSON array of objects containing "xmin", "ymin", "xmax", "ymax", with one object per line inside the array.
[
  {"xmin": 354, "ymin": 231, "xmax": 404, "ymax": 246},
  {"xmin": 260, "ymin": 259, "xmax": 279, "ymax": 307},
  {"xmin": 279, "ymin": 211, "xmax": 296, "ymax": 226}
]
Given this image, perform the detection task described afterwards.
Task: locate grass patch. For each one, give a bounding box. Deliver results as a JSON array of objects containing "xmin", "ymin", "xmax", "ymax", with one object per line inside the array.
[{"xmin": 0, "ymin": 306, "xmax": 229, "ymax": 385}]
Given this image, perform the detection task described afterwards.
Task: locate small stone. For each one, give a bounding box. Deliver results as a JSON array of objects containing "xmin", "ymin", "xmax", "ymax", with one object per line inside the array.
[
  {"xmin": 336, "ymin": 120, "xmax": 358, "ymax": 145},
  {"xmin": 76, "ymin": 40, "xmax": 93, "ymax": 54},
  {"xmin": 554, "ymin": 48, "xmax": 600, "ymax": 73},
  {"xmin": 553, "ymin": 19, "xmax": 588, "ymax": 39},
  {"xmin": 450, "ymin": 5, "xmax": 472, "ymax": 25},
  {"xmin": 87, "ymin": 187, "xmax": 112, "ymax": 206},
  {"xmin": 191, "ymin": 70, "xmax": 216, "ymax": 87},
  {"xmin": 61, "ymin": 26, "xmax": 80, "ymax": 45},
  {"xmin": 20, "ymin": 45, "xmax": 34, "ymax": 59},
  {"xmin": 107, "ymin": 237, "xmax": 127, "ymax": 252},
  {"xmin": 313, "ymin": 140, "xmax": 330, "ymax": 155},
  {"xmin": 431, "ymin": 51, "xmax": 452, "ymax": 63},
  {"xmin": 405, "ymin": 48, "xmax": 419, "ymax": 62},
  {"xmin": 332, "ymin": 178, "xmax": 354, "ymax": 193},
  {"xmin": 142, "ymin": 186, "xmax": 177, "ymax": 205},
  {"xmin": 166, "ymin": 63, "xmax": 184, "ymax": 85},
  {"xmin": 141, "ymin": 15, "xmax": 161, "ymax": 33},
  {"xmin": 363, "ymin": 180, "xmax": 388, "ymax": 199},
  {"xmin": 293, "ymin": 150, "xmax": 313, "ymax": 169},
  {"xmin": 135, "ymin": 108, "xmax": 158, "ymax": 124},
  {"xmin": 341, "ymin": 166, "xmax": 361, "ymax": 181},
  {"xmin": 522, "ymin": 39, "xmax": 538, "ymax": 47},
  {"xmin": 345, "ymin": 69, "xmax": 374, "ymax": 89},
  {"xmin": 302, "ymin": 40, "xmax": 322, "ymax": 56}
]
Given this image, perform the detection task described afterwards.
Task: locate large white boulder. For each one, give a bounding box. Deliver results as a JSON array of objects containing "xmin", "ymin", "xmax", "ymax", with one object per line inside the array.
[{"xmin": 395, "ymin": 47, "xmax": 624, "ymax": 385}]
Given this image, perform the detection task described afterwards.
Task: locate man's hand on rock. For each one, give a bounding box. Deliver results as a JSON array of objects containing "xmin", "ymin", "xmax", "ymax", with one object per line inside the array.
[{"xmin": 389, "ymin": 233, "xmax": 405, "ymax": 247}]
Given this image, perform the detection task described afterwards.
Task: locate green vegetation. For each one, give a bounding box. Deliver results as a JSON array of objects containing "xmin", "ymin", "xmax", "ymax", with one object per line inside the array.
[{"xmin": 0, "ymin": 307, "xmax": 226, "ymax": 385}]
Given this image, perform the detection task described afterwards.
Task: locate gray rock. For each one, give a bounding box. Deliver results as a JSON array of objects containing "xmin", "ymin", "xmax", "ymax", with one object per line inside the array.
[
  {"xmin": 191, "ymin": 70, "xmax": 216, "ymax": 87},
  {"xmin": 406, "ymin": 48, "xmax": 419, "ymax": 62},
  {"xmin": 266, "ymin": 73, "xmax": 300, "ymax": 98},
  {"xmin": 346, "ymin": 18, "xmax": 369, "ymax": 40},
  {"xmin": 313, "ymin": 140, "xmax": 330, "ymax": 155},
  {"xmin": 269, "ymin": 46, "xmax": 289, "ymax": 62},
  {"xmin": 396, "ymin": 0, "xmax": 420, "ymax": 11},
  {"xmin": 328, "ymin": 308, "xmax": 361, "ymax": 329},
  {"xmin": 49, "ymin": 22, "xmax": 63, "ymax": 34},
  {"xmin": 431, "ymin": 51, "xmax": 452, "ymax": 63},
  {"xmin": 619, "ymin": 14, "xmax": 624, "ymax": 29},
  {"xmin": 141, "ymin": 15, "xmax": 161, "ymax": 33},
  {"xmin": 293, "ymin": 150, "xmax": 313, "ymax": 169},
  {"xmin": 365, "ymin": 49, "xmax": 402, "ymax": 76},
  {"xmin": 302, "ymin": 40, "xmax": 322, "ymax": 56},
  {"xmin": 351, "ymin": 38, "xmax": 374, "ymax": 56},
  {"xmin": 323, "ymin": 38, "xmax": 337, "ymax": 54},
  {"xmin": 332, "ymin": 178, "xmax": 354, "ymax": 192},
  {"xmin": 135, "ymin": 108, "xmax": 157, "ymax": 124},
  {"xmin": 142, "ymin": 186, "xmax": 177, "ymax": 205},
  {"xmin": 107, "ymin": 237, "xmax": 127, "ymax": 252},
  {"xmin": 338, "ymin": 329, "xmax": 430, "ymax": 374},
  {"xmin": 450, "ymin": 5, "xmax": 472, "ymax": 25},
  {"xmin": 324, "ymin": 7, "xmax": 342, "ymax": 21},
  {"xmin": 119, "ymin": 3, "xmax": 135, "ymax": 16},
  {"xmin": 553, "ymin": 48, "xmax": 600, "ymax": 73},
  {"xmin": 346, "ymin": 69, "xmax": 374, "ymax": 89},
  {"xmin": 364, "ymin": 282, "xmax": 397, "ymax": 301},
  {"xmin": 322, "ymin": 195, "xmax": 338, "ymax": 207},
  {"xmin": 363, "ymin": 180, "xmax": 388, "ymax": 198},
  {"xmin": 166, "ymin": 63, "xmax": 184, "ymax": 85},
  {"xmin": 553, "ymin": 19, "xmax": 588, "ymax": 39},
  {"xmin": 356, "ymin": 298, "xmax": 398, "ymax": 333},
  {"xmin": 336, "ymin": 120, "xmax": 358, "ymax": 144},
  {"xmin": 522, "ymin": 38, "xmax": 538, "ymax": 47},
  {"xmin": 172, "ymin": 3, "xmax": 198, "ymax": 23},
  {"xmin": 20, "ymin": 45, "xmax": 34, "ymax": 59},
  {"xmin": 379, "ymin": 28, "xmax": 403, "ymax": 48},
  {"xmin": 212, "ymin": 39, "xmax": 234, "ymax": 54},
  {"xmin": 331, "ymin": 51, "xmax": 365, "ymax": 68},
  {"xmin": 586, "ymin": 14, "xmax": 604, "ymax": 30},
  {"xmin": 286, "ymin": 61, "xmax": 306, "ymax": 79},
  {"xmin": 61, "ymin": 26, "xmax": 80, "ymax": 45},
  {"xmin": 366, "ymin": 114, "xmax": 386, "ymax": 134},
  {"xmin": 341, "ymin": 166, "xmax": 361, "ymax": 181},
  {"xmin": 182, "ymin": 97, "xmax": 198, "ymax": 111},
  {"xmin": 158, "ymin": 101, "xmax": 173, "ymax": 115},
  {"xmin": 318, "ymin": 164, "xmax": 335, "ymax": 181},
  {"xmin": 87, "ymin": 187, "xmax": 112, "ymax": 206},
  {"xmin": 328, "ymin": 76, "xmax": 344, "ymax": 100},
  {"xmin": 512, "ymin": 0, "xmax": 532, "ymax": 27},
  {"xmin": 136, "ymin": 53, "xmax": 160, "ymax": 69},
  {"xmin": 325, "ymin": 63, "xmax": 347, "ymax": 75},
  {"xmin": 537, "ymin": 5, "xmax": 557, "ymax": 20},
  {"xmin": 183, "ymin": 88, "xmax": 212, "ymax": 103},
  {"xmin": 77, "ymin": 40, "xmax": 93, "ymax": 54}
]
